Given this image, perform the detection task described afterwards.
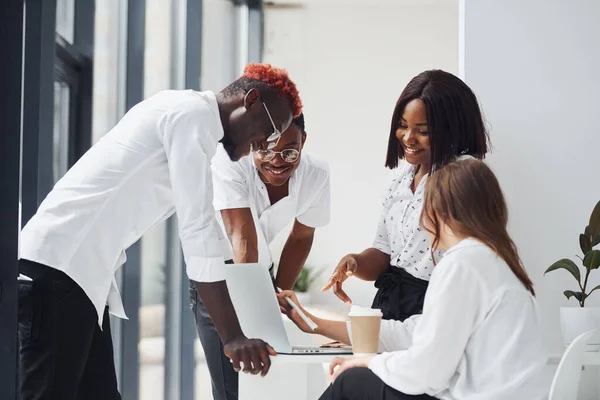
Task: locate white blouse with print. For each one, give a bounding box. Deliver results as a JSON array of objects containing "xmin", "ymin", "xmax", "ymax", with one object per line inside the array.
[{"xmin": 372, "ymin": 162, "xmax": 442, "ymax": 281}]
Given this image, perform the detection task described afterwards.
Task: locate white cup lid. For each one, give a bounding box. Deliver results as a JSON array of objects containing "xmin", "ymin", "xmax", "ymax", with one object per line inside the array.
[{"xmin": 348, "ymin": 306, "xmax": 383, "ymax": 317}]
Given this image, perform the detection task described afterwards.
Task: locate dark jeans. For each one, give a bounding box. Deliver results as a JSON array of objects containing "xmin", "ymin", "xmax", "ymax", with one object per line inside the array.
[
  {"xmin": 18, "ymin": 259, "xmax": 120, "ymax": 400},
  {"xmin": 319, "ymin": 368, "xmax": 437, "ymax": 400},
  {"xmin": 190, "ymin": 280, "xmax": 238, "ymax": 400},
  {"xmin": 189, "ymin": 262, "xmax": 274, "ymax": 400}
]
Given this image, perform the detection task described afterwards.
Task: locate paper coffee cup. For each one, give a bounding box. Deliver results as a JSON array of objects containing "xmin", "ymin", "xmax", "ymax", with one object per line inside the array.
[{"xmin": 348, "ymin": 306, "xmax": 382, "ymax": 356}]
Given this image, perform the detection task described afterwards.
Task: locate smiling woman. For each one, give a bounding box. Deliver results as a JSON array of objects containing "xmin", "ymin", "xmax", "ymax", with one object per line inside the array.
[{"xmin": 323, "ymin": 69, "xmax": 491, "ymax": 325}]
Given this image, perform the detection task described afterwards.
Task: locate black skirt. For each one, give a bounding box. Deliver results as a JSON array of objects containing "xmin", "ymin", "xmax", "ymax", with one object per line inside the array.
[{"xmin": 371, "ymin": 266, "xmax": 429, "ymax": 321}]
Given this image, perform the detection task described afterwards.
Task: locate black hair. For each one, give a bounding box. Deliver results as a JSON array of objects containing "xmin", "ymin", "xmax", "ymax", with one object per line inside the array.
[
  {"xmin": 385, "ymin": 70, "xmax": 490, "ymax": 170},
  {"xmin": 221, "ymin": 63, "xmax": 302, "ymax": 117},
  {"xmin": 292, "ymin": 113, "xmax": 305, "ymax": 133}
]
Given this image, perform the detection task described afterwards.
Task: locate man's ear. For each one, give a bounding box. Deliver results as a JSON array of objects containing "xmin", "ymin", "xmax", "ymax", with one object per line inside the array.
[
  {"xmin": 301, "ymin": 132, "xmax": 307, "ymax": 148},
  {"xmin": 243, "ymin": 88, "xmax": 260, "ymax": 110}
]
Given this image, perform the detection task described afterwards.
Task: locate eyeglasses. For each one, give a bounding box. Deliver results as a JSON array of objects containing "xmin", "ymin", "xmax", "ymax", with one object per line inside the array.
[
  {"xmin": 262, "ymin": 102, "xmax": 282, "ymax": 150},
  {"xmin": 256, "ymin": 149, "xmax": 300, "ymax": 163}
]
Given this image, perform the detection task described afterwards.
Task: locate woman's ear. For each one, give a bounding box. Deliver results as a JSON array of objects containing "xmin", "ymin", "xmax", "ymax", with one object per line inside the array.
[{"xmin": 301, "ymin": 132, "xmax": 307, "ymax": 148}]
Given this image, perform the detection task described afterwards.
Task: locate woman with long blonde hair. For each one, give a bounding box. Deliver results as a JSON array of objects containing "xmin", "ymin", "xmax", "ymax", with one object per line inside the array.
[{"xmin": 280, "ymin": 159, "xmax": 548, "ymax": 400}]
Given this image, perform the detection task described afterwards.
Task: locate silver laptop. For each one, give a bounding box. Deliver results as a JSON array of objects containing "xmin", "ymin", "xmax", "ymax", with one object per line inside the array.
[{"xmin": 223, "ymin": 263, "xmax": 353, "ymax": 355}]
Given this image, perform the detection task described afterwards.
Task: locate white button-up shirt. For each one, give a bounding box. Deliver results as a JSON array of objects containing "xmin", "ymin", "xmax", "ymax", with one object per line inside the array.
[
  {"xmin": 372, "ymin": 162, "xmax": 441, "ymax": 280},
  {"xmin": 365, "ymin": 239, "xmax": 548, "ymax": 399},
  {"xmin": 20, "ymin": 90, "xmax": 227, "ymax": 325},
  {"xmin": 211, "ymin": 145, "xmax": 330, "ymax": 266}
]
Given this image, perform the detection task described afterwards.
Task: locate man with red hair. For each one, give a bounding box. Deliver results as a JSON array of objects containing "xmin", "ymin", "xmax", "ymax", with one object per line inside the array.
[{"xmin": 18, "ymin": 64, "xmax": 301, "ymax": 400}]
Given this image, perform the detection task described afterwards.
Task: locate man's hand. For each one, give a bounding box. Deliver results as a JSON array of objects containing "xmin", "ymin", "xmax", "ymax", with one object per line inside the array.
[
  {"xmin": 193, "ymin": 281, "xmax": 276, "ymax": 377},
  {"xmin": 321, "ymin": 254, "xmax": 358, "ymax": 304},
  {"xmin": 223, "ymin": 336, "xmax": 277, "ymax": 377},
  {"xmin": 329, "ymin": 356, "xmax": 374, "ymax": 381}
]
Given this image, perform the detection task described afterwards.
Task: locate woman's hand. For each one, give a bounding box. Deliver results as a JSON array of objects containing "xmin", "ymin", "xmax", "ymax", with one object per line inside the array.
[
  {"xmin": 329, "ymin": 356, "xmax": 375, "ymax": 381},
  {"xmin": 321, "ymin": 254, "xmax": 358, "ymax": 304},
  {"xmin": 277, "ymin": 290, "xmax": 317, "ymax": 333}
]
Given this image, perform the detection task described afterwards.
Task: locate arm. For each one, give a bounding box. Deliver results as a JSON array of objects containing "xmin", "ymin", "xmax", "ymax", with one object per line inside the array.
[
  {"xmin": 163, "ymin": 103, "xmax": 274, "ymax": 375},
  {"xmin": 278, "ymin": 289, "xmax": 419, "ymax": 351},
  {"xmin": 277, "ymin": 290, "xmax": 420, "ymax": 352},
  {"xmin": 275, "ymin": 219, "xmax": 315, "ymax": 290},
  {"xmin": 368, "ymin": 260, "xmax": 481, "ymax": 393},
  {"xmin": 322, "ymin": 248, "xmax": 389, "ymax": 304},
  {"xmin": 314, "ymin": 318, "xmax": 350, "ymax": 345},
  {"xmin": 351, "ymin": 247, "xmax": 390, "ymax": 281},
  {"xmin": 322, "ymin": 176, "xmax": 393, "ymax": 302},
  {"xmin": 220, "ymin": 208, "xmax": 259, "ymax": 263},
  {"xmin": 277, "ymin": 290, "xmax": 351, "ymax": 344}
]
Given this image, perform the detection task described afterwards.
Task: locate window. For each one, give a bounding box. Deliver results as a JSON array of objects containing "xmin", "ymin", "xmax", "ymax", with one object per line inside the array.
[
  {"xmin": 53, "ymin": 35, "xmax": 87, "ymax": 183},
  {"xmin": 55, "ymin": 0, "xmax": 75, "ymax": 43},
  {"xmin": 52, "ymin": 81, "xmax": 71, "ymax": 182}
]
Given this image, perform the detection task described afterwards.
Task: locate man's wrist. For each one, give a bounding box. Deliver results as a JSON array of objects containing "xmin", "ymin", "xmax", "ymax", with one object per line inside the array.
[{"xmin": 223, "ymin": 332, "xmax": 247, "ymax": 346}]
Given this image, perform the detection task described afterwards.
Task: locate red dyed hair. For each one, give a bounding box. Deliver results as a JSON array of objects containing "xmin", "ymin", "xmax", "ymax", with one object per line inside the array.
[{"xmin": 243, "ymin": 63, "xmax": 303, "ymax": 118}]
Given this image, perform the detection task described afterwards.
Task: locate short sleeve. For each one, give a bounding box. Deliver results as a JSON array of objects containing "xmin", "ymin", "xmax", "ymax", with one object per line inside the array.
[
  {"xmin": 296, "ymin": 172, "xmax": 330, "ymax": 228},
  {"xmin": 372, "ymin": 177, "xmax": 396, "ymax": 255},
  {"xmin": 296, "ymin": 157, "xmax": 331, "ymax": 228},
  {"xmin": 373, "ymin": 206, "xmax": 392, "ymax": 255},
  {"xmin": 372, "ymin": 166, "xmax": 410, "ymax": 255},
  {"xmin": 211, "ymin": 145, "xmax": 251, "ymax": 211}
]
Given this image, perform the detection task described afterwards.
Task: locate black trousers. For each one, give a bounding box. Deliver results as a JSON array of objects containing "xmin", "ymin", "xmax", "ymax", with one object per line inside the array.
[
  {"xmin": 372, "ymin": 266, "xmax": 429, "ymax": 321},
  {"xmin": 189, "ymin": 262, "xmax": 274, "ymax": 400},
  {"xmin": 190, "ymin": 280, "xmax": 238, "ymax": 400},
  {"xmin": 18, "ymin": 259, "xmax": 120, "ymax": 400},
  {"xmin": 319, "ymin": 368, "xmax": 437, "ymax": 400}
]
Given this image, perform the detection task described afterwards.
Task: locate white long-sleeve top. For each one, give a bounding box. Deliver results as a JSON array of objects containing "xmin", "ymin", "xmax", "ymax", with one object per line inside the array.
[
  {"xmin": 20, "ymin": 90, "xmax": 227, "ymax": 325},
  {"xmin": 365, "ymin": 238, "xmax": 548, "ymax": 399}
]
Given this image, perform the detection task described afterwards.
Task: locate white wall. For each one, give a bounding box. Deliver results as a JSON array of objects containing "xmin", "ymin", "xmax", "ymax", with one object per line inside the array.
[
  {"xmin": 461, "ymin": 0, "xmax": 600, "ymax": 353},
  {"xmin": 263, "ymin": 0, "xmax": 459, "ymax": 307},
  {"xmin": 462, "ymin": 1, "xmax": 600, "ymax": 397}
]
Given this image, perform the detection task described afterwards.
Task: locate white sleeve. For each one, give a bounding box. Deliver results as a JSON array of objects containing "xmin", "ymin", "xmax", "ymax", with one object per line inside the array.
[
  {"xmin": 345, "ymin": 315, "xmax": 421, "ymax": 353},
  {"xmin": 372, "ymin": 176, "xmax": 395, "ymax": 254},
  {"xmin": 211, "ymin": 145, "xmax": 251, "ymax": 211},
  {"xmin": 368, "ymin": 260, "xmax": 483, "ymax": 395},
  {"xmin": 296, "ymin": 169, "xmax": 330, "ymax": 228},
  {"xmin": 162, "ymin": 103, "xmax": 225, "ymax": 283},
  {"xmin": 378, "ymin": 315, "xmax": 421, "ymax": 352},
  {"xmin": 372, "ymin": 207, "xmax": 391, "ymax": 254}
]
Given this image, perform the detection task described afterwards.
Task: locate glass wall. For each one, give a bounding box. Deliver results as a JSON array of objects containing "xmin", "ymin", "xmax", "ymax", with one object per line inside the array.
[
  {"xmin": 90, "ymin": 1, "xmax": 262, "ymax": 399},
  {"xmin": 52, "ymin": 81, "xmax": 70, "ymax": 182},
  {"xmin": 0, "ymin": 0, "xmax": 263, "ymax": 396},
  {"xmin": 55, "ymin": 0, "xmax": 75, "ymax": 43},
  {"xmin": 138, "ymin": 2, "xmax": 172, "ymax": 398}
]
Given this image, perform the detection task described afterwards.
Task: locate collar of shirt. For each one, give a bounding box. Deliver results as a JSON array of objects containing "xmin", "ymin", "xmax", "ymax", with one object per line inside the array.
[
  {"xmin": 250, "ymin": 155, "xmax": 303, "ymax": 207},
  {"xmin": 204, "ymin": 90, "xmax": 225, "ymax": 143},
  {"xmin": 442, "ymin": 237, "xmax": 485, "ymax": 258}
]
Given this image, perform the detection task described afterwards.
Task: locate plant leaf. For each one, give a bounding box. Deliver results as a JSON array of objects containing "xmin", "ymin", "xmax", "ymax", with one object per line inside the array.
[
  {"xmin": 545, "ymin": 259, "xmax": 581, "ymax": 283},
  {"xmin": 580, "ymin": 233, "xmax": 592, "ymax": 254},
  {"xmin": 564, "ymin": 290, "xmax": 583, "ymax": 302},
  {"xmin": 587, "ymin": 284, "xmax": 600, "ymax": 298},
  {"xmin": 583, "ymin": 250, "xmax": 600, "ymax": 270},
  {"xmin": 584, "ymin": 226, "xmax": 600, "ymax": 246},
  {"xmin": 590, "ymin": 200, "xmax": 600, "ymax": 237}
]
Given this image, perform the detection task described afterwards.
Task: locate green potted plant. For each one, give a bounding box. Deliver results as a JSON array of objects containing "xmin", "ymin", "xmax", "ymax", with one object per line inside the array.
[
  {"xmin": 293, "ymin": 265, "xmax": 322, "ymax": 306},
  {"xmin": 544, "ymin": 200, "xmax": 600, "ymax": 347}
]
